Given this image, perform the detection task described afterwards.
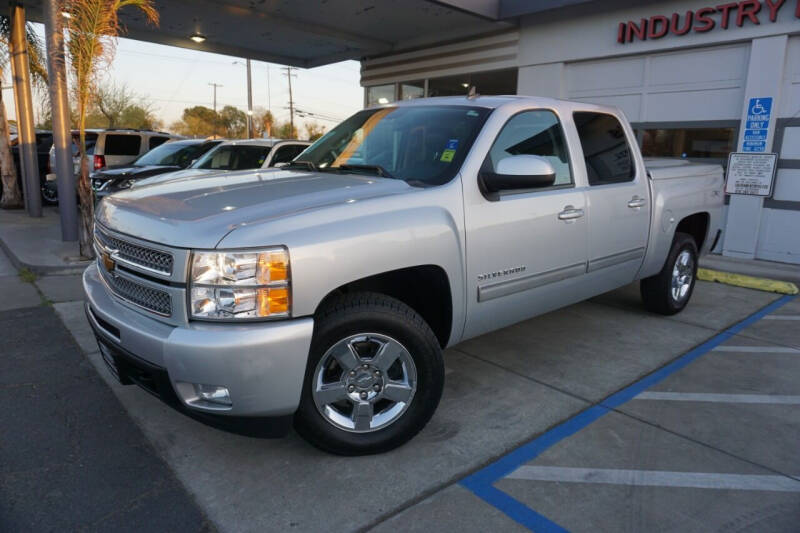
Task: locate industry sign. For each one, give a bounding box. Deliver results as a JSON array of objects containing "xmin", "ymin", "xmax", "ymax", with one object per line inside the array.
[
  {"xmin": 617, "ymin": 0, "xmax": 800, "ymax": 43},
  {"xmin": 725, "ymin": 152, "xmax": 778, "ymax": 196},
  {"xmin": 742, "ymin": 97, "xmax": 772, "ymax": 152}
]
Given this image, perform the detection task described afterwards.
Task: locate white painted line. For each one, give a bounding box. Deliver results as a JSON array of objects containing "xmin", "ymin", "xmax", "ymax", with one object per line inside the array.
[
  {"xmin": 505, "ymin": 466, "xmax": 800, "ymax": 492},
  {"xmin": 634, "ymin": 392, "xmax": 800, "ymax": 404},
  {"xmin": 763, "ymin": 315, "xmax": 800, "ymax": 320},
  {"xmin": 712, "ymin": 346, "xmax": 800, "ymax": 353}
]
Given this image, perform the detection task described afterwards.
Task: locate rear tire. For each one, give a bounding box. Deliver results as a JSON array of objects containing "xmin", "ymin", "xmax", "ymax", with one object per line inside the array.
[
  {"xmin": 640, "ymin": 232, "xmax": 698, "ymax": 315},
  {"xmin": 294, "ymin": 292, "xmax": 444, "ymax": 455}
]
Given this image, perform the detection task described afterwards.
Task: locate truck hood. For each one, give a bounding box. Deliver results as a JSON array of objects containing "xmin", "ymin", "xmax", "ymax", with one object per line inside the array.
[
  {"xmin": 131, "ymin": 168, "xmax": 218, "ymax": 187},
  {"xmin": 95, "ymin": 169, "xmax": 412, "ymax": 248}
]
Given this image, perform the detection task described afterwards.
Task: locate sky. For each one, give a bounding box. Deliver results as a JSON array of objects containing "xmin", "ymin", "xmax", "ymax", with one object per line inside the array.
[{"xmin": 6, "ymin": 23, "xmax": 364, "ymax": 135}]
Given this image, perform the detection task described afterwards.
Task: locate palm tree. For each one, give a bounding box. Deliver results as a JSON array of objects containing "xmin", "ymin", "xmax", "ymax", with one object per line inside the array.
[
  {"xmin": 0, "ymin": 18, "xmax": 48, "ymax": 209},
  {"xmin": 64, "ymin": 0, "xmax": 159, "ymax": 257}
]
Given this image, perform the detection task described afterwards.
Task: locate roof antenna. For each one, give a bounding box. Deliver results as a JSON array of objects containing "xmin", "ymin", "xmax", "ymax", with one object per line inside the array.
[{"xmin": 466, "ymin": 86, "xmax": 479, "ymax": 100}]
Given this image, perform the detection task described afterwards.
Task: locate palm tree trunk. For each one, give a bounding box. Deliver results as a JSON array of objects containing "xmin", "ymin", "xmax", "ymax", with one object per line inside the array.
[
  {"xmin": 77, "ymin": 103, "xmax": 94, "ymax": 258},
  {"xmin": 0, "ymin": 69, "xmax": 23, "ymax": 209}
]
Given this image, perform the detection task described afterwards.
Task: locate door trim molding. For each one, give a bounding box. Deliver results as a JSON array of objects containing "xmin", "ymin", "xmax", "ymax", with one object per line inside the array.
[
  {"xmin": 587, "ymin": 247, "xmax": 645, "ymax": 273},
  {"xmin": 477, "ymin": 261, "xmax": 587, "ymax": 302}
]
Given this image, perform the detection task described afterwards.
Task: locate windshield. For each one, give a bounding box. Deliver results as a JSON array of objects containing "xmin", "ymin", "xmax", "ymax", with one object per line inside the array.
[
  {"xmin": 133, "ymin": 142, "xmax": 205, "ymax": 167},
  {"xmin": 192, "ymin": 144, "xmax": 272, "ymax": 171},
  {"xmin": 294, "ymin": 105, "xmax": 491, "ymax": 186}
]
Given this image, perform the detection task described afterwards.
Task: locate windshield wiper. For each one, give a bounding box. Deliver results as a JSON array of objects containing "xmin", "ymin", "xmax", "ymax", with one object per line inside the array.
[
  {"xmin": 336, "ymin": 164, "xmax": 396, "ymax": 180},
  {"xmin": 283, "ymin": 160, "xmax": 317, "ymax": 171}
]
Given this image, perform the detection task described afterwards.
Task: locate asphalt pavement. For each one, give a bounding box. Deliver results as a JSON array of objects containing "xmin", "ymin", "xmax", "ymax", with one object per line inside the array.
[{"xmin": 0, "ymin": 249, "xmax": 212, "ymax": 532}]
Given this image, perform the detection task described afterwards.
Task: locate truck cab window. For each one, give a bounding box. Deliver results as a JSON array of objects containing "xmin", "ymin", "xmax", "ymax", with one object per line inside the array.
[
  {"xmin": 488, "ymin": 110, "xmax": 572, "ymax": 186},
  {"xmin": 573, "ymin": 112, "xmax": 634, "ymax": 185}
]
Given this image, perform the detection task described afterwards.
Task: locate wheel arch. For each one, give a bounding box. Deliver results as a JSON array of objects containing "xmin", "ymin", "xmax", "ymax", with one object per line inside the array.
[
  {"xmin": 314, "ymin": 265, "xmax": 454, "ymax": 348},
  {"xmin": 675, "ymin": 212, "xmax": 710, "ymax": 252}
]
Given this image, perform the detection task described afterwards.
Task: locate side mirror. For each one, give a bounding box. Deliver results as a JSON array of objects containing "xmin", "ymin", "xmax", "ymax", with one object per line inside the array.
[
  {"xmin": 273, "ymin": 161, "xmax": 289, "ymax": 168},
  {"xmin": 480, "ymin": 155, "xmax": 556, "ymax": 194}
]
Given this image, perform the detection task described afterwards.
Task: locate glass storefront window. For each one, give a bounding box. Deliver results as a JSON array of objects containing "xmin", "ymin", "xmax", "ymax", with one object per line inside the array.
[
  {"xmin": 366, "ymin": 84, "xmax": 396, "ymax": 106},
  {"xmin": 427, "ymin": 69, "xmax": 518, "ymax": 97},
  {"xmin": 400, "ymin": 81, "xmax": 424, "ymax": 100},
  {"xmin": 641, "ymin": 128, "xmax": 737, "ymax": 159}
]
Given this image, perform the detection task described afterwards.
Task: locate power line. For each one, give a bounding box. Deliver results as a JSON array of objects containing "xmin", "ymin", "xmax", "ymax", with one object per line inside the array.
[
  {"xmin": 208, "ymin": 82, "xmax": 223, "ymax": 113},
  {"xmin": 282, "ymin": 66, "xmax": 297, "ymax": 134}
]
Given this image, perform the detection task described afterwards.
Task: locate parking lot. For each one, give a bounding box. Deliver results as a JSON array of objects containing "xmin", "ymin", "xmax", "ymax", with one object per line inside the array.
[{"xmin": 2, "ymin": 245, "xmax": 798, "ymax": 532}]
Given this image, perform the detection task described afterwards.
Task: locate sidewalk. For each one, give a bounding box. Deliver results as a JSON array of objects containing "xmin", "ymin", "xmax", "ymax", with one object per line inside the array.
[
  {"xmin": 0, "ymin": 207, "xmax": 89, "ymax": 275},
  {"xmin": 700, "ymin": 253, "xmax": 800, "ymax": 285}
]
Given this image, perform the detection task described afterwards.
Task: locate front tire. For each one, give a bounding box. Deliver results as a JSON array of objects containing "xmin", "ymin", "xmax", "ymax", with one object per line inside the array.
[
  {"xmin": 294, "ymin": 292, "xmax": 444, "ymax": 455},
  {"xmin": 640, "ymin": 232, "xmax": 698, "ymax": 315}
]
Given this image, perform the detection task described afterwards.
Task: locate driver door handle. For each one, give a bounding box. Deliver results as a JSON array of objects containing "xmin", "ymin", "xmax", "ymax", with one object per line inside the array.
[
  {"xmin": 628, "ymin": 196, "xmax": 647, "ymax": 209},
  {"xmin": 558, "ymin": 205, "xmax": 584, "ymax": 221}
]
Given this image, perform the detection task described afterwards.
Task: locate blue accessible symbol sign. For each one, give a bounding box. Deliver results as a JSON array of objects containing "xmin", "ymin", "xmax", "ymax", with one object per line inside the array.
[{"xmin": 742, "ymin": 97, "xmax": 773, "ymax": 152}]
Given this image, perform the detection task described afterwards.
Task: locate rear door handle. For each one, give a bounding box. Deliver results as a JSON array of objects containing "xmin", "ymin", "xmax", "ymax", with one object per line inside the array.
[
  {"xmin": 628, "ymin": 196, "xmax": 647, "ymax": 209},
  {"xmin": 558, "ymin": 205, "xmax": 585, "ymax": 221}
]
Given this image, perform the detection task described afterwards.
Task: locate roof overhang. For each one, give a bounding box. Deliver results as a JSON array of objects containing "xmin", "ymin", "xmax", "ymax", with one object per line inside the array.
[{"xmin": 20, "ymin": 0, "xmax": 516, "ymax": 67}]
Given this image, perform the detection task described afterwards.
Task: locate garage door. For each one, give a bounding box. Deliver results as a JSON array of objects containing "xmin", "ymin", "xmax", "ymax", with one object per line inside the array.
[{"xmin": 565, "ymin": 43, "xmax": 749, "ymax": 123}]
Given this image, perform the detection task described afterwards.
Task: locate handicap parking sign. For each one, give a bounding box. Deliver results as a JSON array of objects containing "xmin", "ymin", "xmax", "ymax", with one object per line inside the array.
[{"xmin": 742, "ymin": 97, "xmax": 772, "ymax": 152}]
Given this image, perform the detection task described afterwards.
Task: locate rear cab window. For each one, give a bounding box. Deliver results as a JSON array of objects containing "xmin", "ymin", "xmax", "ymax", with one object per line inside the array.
[
  {"xmin": 103, "ymin": 134, "xmax": 142, "ymax": 156},
  {"xmin": 269, "ymin": 144, "xmax": 307, "ymax": 166},
  {"xmin": 573, "ymin": 112, "xmax": 635, "ymax": 185}
]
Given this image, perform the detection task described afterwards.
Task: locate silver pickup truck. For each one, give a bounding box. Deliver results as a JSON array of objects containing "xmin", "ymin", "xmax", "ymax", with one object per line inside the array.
[{"xmin": 84, "ymin": 96, "xmax": 724, "ymax": 455}]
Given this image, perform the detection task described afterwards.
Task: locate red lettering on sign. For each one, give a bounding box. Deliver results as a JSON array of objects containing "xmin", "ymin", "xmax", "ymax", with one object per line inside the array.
[
  {"xmin": 616, "ymin": 0, "xmax": 792, "ymax": 43},
  {"xmin": 716, "ymin": 2, "xmax": 739, "ymax": 28},
  {"xmin": 736, "ymin": 0, "xmax": 762, "ymax": 25},
  {"xmin": 627, "ymin": 19, "xmax": 648, "ymax": 41},
  {"xmin": 671, "ymin": 11, "xmax": 695, "ymax": 34},
  {"xmin": 764, "ymin": 0, "xmax": 785, "ymax": 21},
  {"xmin": 648, "ymin": 15, "xmax": 670, "ymax": 38},
  {"xmin": 695, "ymin": 7, "xmax": 717, "ymax": 31}
]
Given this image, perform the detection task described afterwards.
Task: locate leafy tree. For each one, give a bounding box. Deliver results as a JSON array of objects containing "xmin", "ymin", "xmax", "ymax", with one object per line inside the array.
[
  {"xmin": 304, "ymin": 121, "xmax": 326, "ymax": 141},
  {"xmin": 0, "ymin": 16, "xmax": 48, "ymax": 209},
  {"xmin": 65, "ymin": 0, "xmax": 159, "ymax": 258},
  {"xmin": 252, "ymin": 107, "xmax": 274, "ymax": 138},
  {"xmin": 274, "ymin": 121, "xmax": 298, "ymax": 140},
  {"xmin": 218, "ymin": 105, "xmax": 246, "ymax": 138},
  {"xmin": 171, "ymin": 105, "xmax": 218, "ymax": 137}
]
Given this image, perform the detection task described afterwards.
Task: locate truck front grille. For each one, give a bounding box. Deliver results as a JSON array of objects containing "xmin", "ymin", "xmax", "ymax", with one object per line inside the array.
[
  {"xmin": 99, "ymin": 267, "xmax": 172, "ymax": 316},
  {"xmin": 95, "ymin": 227, "xmax": 173, "ymax": 275}
]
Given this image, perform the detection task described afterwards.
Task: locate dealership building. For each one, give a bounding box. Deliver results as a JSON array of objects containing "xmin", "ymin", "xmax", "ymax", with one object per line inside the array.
[{"xmin": 361, "ymin": 0, "xmax": 800, "ymax": 264}]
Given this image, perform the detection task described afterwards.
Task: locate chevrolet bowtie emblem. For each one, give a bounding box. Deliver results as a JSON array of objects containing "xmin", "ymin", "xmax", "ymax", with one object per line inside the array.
[{"xmin": 102, "ymin": 251, "xmax": 116, "ymax": 272}]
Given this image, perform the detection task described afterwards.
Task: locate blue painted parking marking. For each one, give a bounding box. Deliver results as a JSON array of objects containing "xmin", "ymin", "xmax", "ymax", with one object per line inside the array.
[{"xmin": 459, "ymin": 294, "xmax": 796, "ymax": 532}]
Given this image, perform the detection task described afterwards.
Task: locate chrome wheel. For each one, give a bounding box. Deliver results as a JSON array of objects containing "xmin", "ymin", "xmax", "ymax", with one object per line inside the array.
[
  {"xmin": 41, "ymin": 185, "xmax": 58, "ymax": 204},
  {"xmin": 312, "ymin": 333, "xmax": 417, "ymax": 433},
  {"xmin": 670, "ymin": 250, "xmax": 694, "ymax": 303}
]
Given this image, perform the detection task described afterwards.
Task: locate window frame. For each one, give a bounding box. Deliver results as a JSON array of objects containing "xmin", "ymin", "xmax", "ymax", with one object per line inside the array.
[
  {"xmin": 479, "ymin": 107, "xmax": 576, "ymax": 201},
  {"xmin": 573, "ymin": 111, "xmax": 638, "ymax": 187}
]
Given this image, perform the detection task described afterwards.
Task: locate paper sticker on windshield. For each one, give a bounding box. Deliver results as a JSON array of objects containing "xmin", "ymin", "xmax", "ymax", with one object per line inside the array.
[
  {"xmin": 440, "ymin": 149, "xmax": 456, "ymax": 162},
  {"xmin": 446, "ymin": 139, "xmax": 459, "ymax": 150}
]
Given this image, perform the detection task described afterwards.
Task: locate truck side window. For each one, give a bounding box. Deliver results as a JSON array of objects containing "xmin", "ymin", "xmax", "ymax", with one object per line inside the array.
[
  {"xmin": 489, "ymin": 110, "xmax": 572, "ymax": 187},
  {"xmin": 573, "ymin": 112, "xmax": 635, "ymax": 185}
]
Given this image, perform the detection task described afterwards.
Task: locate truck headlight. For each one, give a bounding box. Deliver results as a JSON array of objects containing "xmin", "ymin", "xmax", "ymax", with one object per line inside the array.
[{"xmin": 189, "ymin": 248, "xmax": 290, "ymax": 320}]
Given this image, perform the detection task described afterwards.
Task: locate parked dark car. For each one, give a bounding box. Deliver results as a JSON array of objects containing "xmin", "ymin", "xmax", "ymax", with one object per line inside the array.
[
  {"xmin": 91, "ymin": 139, "xmax": 222, "ymax": 199},
  {"xmin": 7, "ymin": 130, "xmax": 55, "ymax": 205}
]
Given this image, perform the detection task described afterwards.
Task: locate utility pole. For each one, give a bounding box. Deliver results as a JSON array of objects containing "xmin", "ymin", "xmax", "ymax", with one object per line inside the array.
[
  {"xmin": 208, "ymin": 82, "xmax": 222, "ymax": 113},
  {"xmin": 283, "ymin": 66, "xmax": 296, "ymax": 137}
]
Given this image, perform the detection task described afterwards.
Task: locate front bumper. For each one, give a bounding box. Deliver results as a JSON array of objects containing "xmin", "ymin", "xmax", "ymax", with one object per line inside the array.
[{"xmin": 83, "ymin": 263, "xmax": 314, "ymax": 422}]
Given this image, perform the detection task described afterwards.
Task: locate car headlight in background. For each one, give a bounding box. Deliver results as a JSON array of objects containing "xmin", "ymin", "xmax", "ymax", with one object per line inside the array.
[{"xmin": 189, "ymin": 248, "xmax": 290, "ymax": 320}]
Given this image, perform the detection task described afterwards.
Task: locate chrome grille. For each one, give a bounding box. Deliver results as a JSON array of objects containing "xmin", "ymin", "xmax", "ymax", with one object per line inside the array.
[
  {"xmin": 95, "ymin": 227, "xmax": 173, "ymax": 275},
  {"xmin": 100, "ymin": 267, "xmax": 172, "ymax": 316}
]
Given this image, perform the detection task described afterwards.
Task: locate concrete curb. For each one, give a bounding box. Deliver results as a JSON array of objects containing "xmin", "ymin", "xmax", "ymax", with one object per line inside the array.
[
  {"xmin": 698, "ymin": 268, "xmax": 799, "ymax": 295},
  {"xmin": 0, "ymin": 236, "xmax": 90, "ymax": 276}
]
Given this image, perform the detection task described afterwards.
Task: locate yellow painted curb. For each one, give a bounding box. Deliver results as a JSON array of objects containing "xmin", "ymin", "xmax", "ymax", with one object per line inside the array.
[{"xmin": 697, "ymin": 268, "xmax": 799, "ymax": 295}]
